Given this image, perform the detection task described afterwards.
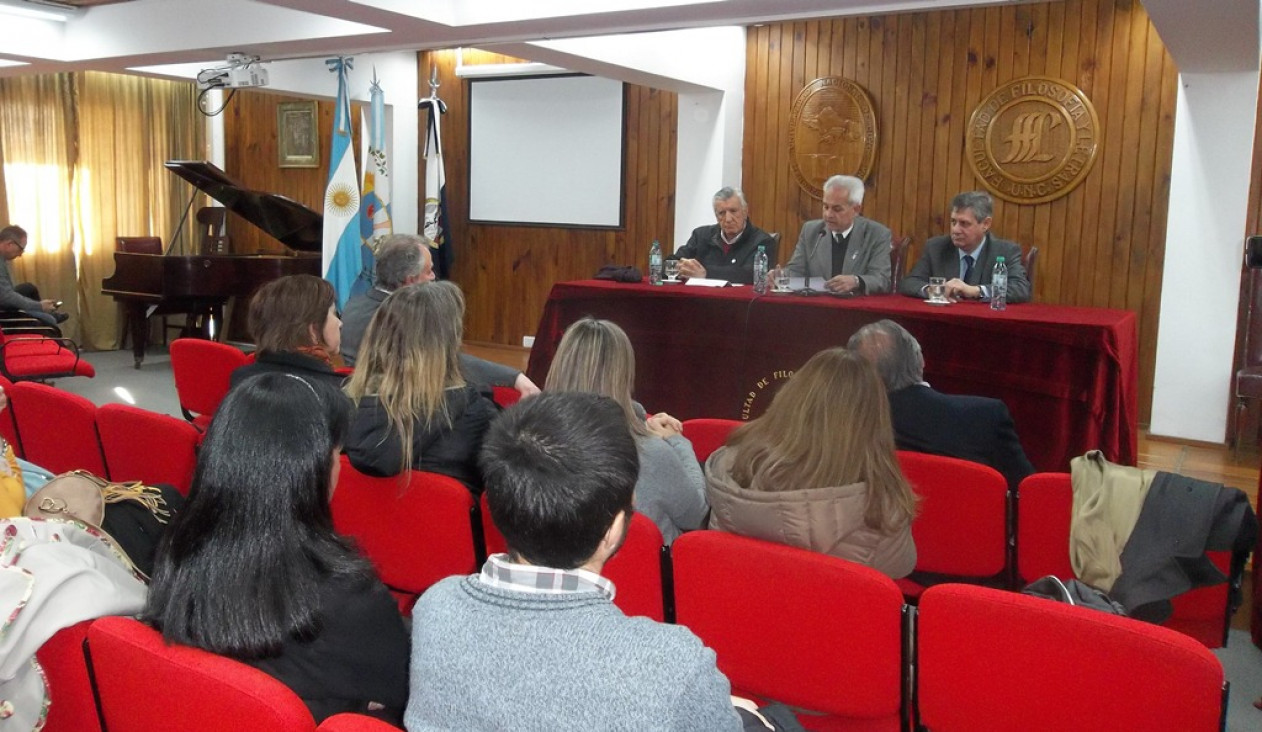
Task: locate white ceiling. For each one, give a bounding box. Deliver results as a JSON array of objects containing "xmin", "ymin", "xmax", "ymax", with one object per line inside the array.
[{"xmin": 0, "ymin": 0, "xmax": 1256, "ymax": 79}]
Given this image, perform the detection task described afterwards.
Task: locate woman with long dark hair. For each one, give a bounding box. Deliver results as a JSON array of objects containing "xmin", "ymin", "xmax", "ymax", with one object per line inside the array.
[{"xmin": 144, "ymin": 372, "xmax": 408, "ymax": 725}]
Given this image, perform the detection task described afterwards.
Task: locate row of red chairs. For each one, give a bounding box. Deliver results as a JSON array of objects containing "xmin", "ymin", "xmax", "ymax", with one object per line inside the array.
[{"xmin": 0, "ymin": 330, "xmax": 96, "ymax": 383}]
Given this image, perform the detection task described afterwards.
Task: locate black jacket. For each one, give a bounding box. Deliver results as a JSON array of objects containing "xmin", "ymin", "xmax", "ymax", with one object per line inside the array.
[
  {"xmin": 230, "ymin": 351, "xmax": 347, "ymax": 391},
  {"xmin": 670, "ymin": 222, "xmax": 777, "ymax": 284}
]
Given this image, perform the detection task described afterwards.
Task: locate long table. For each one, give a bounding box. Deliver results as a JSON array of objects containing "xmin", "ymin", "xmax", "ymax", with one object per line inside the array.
[{"xmin": 526, "ymin": 280, "xmax": 1138, "ymax": 473}]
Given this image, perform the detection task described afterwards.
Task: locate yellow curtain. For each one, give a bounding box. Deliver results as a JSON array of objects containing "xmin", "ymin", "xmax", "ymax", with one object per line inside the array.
[{"xmin": 0, "ymin": 74, "xmax": 78, "ymax": 333}]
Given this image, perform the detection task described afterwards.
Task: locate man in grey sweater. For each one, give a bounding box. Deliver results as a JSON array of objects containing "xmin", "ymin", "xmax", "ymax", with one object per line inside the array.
[
  {"xmin": 404, "ymin": 392, "xmax": 747, "ymax": 731},
  {"xmin": 0, "ymin": 226, "xmax": 66, "ymax": 326}
]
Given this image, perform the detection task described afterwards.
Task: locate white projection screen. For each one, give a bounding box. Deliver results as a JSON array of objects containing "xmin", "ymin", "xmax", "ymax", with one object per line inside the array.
[{"xmin": 468, "ymin": 75, "xmax": 625, "ymax": 227}]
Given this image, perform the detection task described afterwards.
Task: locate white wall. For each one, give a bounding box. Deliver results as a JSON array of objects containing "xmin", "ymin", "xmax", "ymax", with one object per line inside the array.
[{"xmin": 1150, "ymin": 71, "xmax": 1260, "ymax": 442}]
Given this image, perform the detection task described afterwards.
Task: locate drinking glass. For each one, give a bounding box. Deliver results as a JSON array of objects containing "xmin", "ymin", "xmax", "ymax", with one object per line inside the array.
[
  {"xmin": 927, "ymin": 276, "xmax": 947, "ymax": 303},
  {"xmin": 664, "ymin": 259, "xmax": 680, "ymax": 281},
  {"xmin": 772, "ymin": 265, "xmax": 791, "ymax": 293}
]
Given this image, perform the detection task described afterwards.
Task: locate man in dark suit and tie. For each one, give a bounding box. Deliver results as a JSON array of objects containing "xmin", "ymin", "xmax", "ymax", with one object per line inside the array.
[
  {"xmin": 898, "ymin": 191, "xmax": 1031, "ymax": 303},
  {"xmin": 786, "ymin": 175, "xmax": 892, "ymax": 294},
  {"xmin": 849, "ymin": 319, "xmax": 1036, "ymax": 490}
]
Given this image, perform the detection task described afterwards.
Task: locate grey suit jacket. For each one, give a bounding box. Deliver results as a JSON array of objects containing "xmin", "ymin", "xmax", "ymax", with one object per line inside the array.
[
  {"xmin": 786, "ymin": 217, "xmax": 892, "ymax": 294},
  {"xmin": 897, "ymin": 234, "xmax": 1031, "ymax": 303}
]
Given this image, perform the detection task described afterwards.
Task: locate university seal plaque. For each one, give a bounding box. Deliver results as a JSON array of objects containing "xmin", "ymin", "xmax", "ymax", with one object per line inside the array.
[
  {"xmin": 790, "ymin": 78, "xmax": 878, "ymax": 198},
  {"xmin": 967, "ymin": 76, "xmax": 1099, "ymax": 205}
]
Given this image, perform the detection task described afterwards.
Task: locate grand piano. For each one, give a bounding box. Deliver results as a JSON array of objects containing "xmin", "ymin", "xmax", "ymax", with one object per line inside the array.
[{"xmin": 102, "ymin": 161, "xmax": 322, "ymax": 367}]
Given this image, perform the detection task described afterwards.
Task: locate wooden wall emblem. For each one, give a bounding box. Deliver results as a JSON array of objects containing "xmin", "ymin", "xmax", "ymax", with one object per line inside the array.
[
  {"xmin": 967, "ymin": 76, "xmax": 1100, "ymax": 205},
  {"xmin": 789, "ymin": 77, "xmax": 878, "ymax": 198}
]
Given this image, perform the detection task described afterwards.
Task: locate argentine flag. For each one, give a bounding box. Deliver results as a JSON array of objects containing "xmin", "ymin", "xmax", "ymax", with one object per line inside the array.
[{"xmin": 323, "ymin": 56, "xmax": 363, "ymax": 308}]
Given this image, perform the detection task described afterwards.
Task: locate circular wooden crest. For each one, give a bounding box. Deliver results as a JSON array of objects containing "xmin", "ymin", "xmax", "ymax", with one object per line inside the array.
[
  {"xmin": 967, "ymin": 76, "xmax": 1100, "ymax": 205},
  {"xmin": 789, "ymin": 78, "xmax": 878, "ymax": 198}
]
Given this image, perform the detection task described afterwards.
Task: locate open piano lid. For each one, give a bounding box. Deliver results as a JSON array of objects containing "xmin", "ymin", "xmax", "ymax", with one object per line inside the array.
[{"xmin": 165, "ymin": 160, "xmax": 322, "ymax": 253}]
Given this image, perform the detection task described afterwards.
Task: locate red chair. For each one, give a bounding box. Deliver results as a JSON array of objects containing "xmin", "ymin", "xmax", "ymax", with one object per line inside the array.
[
  {"xmin": 0, "ymin": 373, "xmax": 24, "ymax": 456},
  {"xmin": 491, "ymin": 385, "xmax": 521, "ymax": 409},
  {"xmin": 96, "ymin": 403, "xmax": 199, "ymax": 495},
  {"xmin": 169, "ymin": 338, "xmax": 248, "ymax": 431},
  {"xmin": 673, "ymin": 531, "xmax": 905, "ymax": 731},
  {"xmin": 332, "ymin": 458, "xmax": 478, "ymax": 614},
  {"xmin": 478, "ymin": 493, "xmax": 667, "ymax": 621},
  {"xmin": 1017, "ymin": 472, "xmax": 1235, "ymax": 648},
  {"xmin": 37, "ymin": 620, "xmax": 101, "ymax": 732},
  {"xmin": 895, "ymin": 451, "xmax": 1011, "ymax": 598},
  {"xmin": 915, "ymin": 583, "xmax": 1225, "ymax": 731},
  {"xmin": 86, "ymin": 616, "xmax": 398, "ymax": 732},
  {"xmin": 0, "ymin": 332, "xmax": 95, "ymax": 383},
  {"xmin": 7, "ymin": 381, "xmax": 106, "ymax": 476},
  {"xmin": 680, "ymin": 418, "xmax": 742, "ymax": 464}
]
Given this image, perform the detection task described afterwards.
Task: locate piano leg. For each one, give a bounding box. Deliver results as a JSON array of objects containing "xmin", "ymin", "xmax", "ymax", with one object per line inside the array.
[{"xmin": 126, "ymin": 303, "xmax": 150, "ymax": 369}]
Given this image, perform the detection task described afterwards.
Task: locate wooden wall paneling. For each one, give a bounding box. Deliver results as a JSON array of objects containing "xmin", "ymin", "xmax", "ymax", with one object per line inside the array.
[{"xmin": 915, "ymin": 13, "xmax": 939, "ymax": 231}]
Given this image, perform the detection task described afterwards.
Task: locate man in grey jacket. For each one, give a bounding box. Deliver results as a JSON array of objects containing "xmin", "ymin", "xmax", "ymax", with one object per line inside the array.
[
  {"xmin": 404, "ymin": 392, "xmax": 749, "ymax": 731},
  {"xmin": 0, "ymin": 226, "xmax": 66, "ymax": 326},
  {"xmin": 786, "ymin": 175, "xmax": 892, "ymax": 295}
]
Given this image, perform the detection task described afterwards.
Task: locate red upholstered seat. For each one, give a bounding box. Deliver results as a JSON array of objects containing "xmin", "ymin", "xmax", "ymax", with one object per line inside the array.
[
  {"xmin": 37, "ymin": 620, "xmax": 101, "ymax": 732},
  {"xmin": 7, "ymin": 381, "xmax": 106, "ymax": 476},
  {"xmin": 680, "ymin": 418, "xmax": 742, "ymax": 464},
  {"xmin": 86, "ymin": 616, "xmax": 397, "ymax": 732},
  {"xmin": 916, "ymin": 584, "xmax": 1225, "ymax": 731},
  {"xmin": 1017, "ymin": 472, "xmax": 1234, "ymax": 648},
  {"xmin": 895, "ymin": 451, "xmax": 1011, "ymax": 598},
  {"xmin": 0, "ymin": 333, "xmax": 95, "ymax": 382},
  {"xmin": 96, "ymin": 403, "xmax": 199, "ymax": 495},
  {"xmin": 673, "ymin": 531, "xmax": 905, "ymax": 731},
  {"xmin": 491, "ymin": 385, "xmax": 521, "ymax": 409},
  {"xmin": 169, "ymin": 338, "xmax": 248, "ymax": 430},
  {"xmin": 331, "ymin": 458, "xmax": 477, "ymax": 614}
]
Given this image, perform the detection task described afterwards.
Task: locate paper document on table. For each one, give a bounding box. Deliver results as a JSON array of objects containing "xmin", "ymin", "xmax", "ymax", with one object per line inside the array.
[{"xmin": 684, "ymin": 278, "xmax": 730, "ymax": 288}]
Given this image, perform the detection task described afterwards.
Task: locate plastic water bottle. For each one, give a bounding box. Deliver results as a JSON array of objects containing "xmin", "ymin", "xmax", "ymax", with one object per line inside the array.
[
  {"xmin": 649, "ymin": 240, "xmax": 663, "ymax": 285},
  {"xmin": 753, "ymin": 244, "xmax": 769, "ymax": 294},
  {"xmin": 990, "ymin": 256, "xmax": 1008, "ymax": 312}
]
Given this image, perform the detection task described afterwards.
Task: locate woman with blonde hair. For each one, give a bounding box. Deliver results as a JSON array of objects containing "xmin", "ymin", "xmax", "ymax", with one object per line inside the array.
[
  {"xmin": 705, "ymin": 347, "xmax": 918, "ymax": 578},
  {"xmin": 545, "ymin": 317, "xmax": 707, "ymax": 544},
  {"xmin": 343, "ymin": 281, "xmax": 496, "ymax": 489}
]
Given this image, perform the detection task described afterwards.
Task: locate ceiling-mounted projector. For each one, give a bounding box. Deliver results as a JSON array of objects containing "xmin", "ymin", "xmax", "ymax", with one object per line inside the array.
[{"xmin": 197, "ymin": 53, "xmax": 269, "ymax": 90}]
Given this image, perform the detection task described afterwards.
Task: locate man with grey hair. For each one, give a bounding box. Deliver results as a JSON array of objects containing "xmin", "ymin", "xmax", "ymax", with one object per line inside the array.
[
  {"xmin": 787, "ymin": 175, "xmax": 892, "ymax": 295},
  {"xmin": 898, "ymin": 191, "xmax": 1030, "ymax": 303},
  {"xmin": 670, "ymin": 187, "xmax": 777, "ymax": 284},
  {"xmin": 340, "ymin": 233, "xmax": 539, "ymax": 397},
  {"xmin": 849, "ymin": 319, "xmax": 1034, "ymax": 490},
  {"xmin": 0, "ymin": 225, "xmax": 66, "ymax": 326}
]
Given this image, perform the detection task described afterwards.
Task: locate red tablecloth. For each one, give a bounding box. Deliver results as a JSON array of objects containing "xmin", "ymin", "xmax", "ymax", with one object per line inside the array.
[{"xmin": 527, "ymin": 280, "xmax": 1139, "ymax": 472}]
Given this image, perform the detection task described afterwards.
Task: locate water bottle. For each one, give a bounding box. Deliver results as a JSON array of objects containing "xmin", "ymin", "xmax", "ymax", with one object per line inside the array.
[
  {"xmin": 649, "ymin": 240, "xmax": 663, "ymax": 285},
  {"xmin": 753, "ymin": 244, "xmax": 769, "ymax": 295},
  {"xmin": 990, "ymin": 256, "xmax": 1008, "ymax": 312}
]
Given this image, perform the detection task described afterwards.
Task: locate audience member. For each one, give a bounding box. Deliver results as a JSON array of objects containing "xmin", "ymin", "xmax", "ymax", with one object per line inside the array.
[
  {"xmin": 144, "ymin": 372, "xmax": 409, "ymax": 725},
  {"xmin": 404, "ymin": 391, "xmax": 751, "ymax": 731},
  {"xmin": 340, "ymin": 233, "xmax": 539, "ymax": 397},
  {"xmin": 0, "ymin": 225, "xmax": 67, "ymax": 325},
  {"xmin": 849, "ymin": 319, "xmax": 1035, "ymax": 490},
  {"xmin": 671, "ymin": 187, "xmax": 778, "ymax": 284},
  {"xmin": 343, "ymin": 281, "xmax": 496, "ymax": 489},
  {"xmin": 545, "ymin": 317, "xmax": 707, "ymax": 544},
  {"xmin": 786, "ymin": 175, "xmax": 892, "ymax": 294},
  {"xmin": 898, "ymin": 191, "xmax": 1030, "ymax": 302},
  {"xmin": 705, "ymin": 347, "xmax": 917, "ymax": 579},
  {"xmin": 230, "ymin": 274, "xmax": 346, "ymax": 390}
]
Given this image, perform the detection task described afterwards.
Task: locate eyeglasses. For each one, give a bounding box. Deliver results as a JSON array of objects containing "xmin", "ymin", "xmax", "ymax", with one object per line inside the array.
[{"xmin": 10, "ymin": 239, "xmax": 25, "ymax": 253}]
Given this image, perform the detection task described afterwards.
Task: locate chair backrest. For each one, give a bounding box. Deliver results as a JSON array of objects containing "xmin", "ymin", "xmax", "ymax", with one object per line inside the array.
[
  {"xmin": 115, "ymin": 236, "xmax": 163, "ymax": 254},
  {"xmin": 0, "ymin": 373, "xmax": 23, "ymax": 456},
  {"xmin": 915, "ymin": 584, "xmax": 1224, "ymax": 731},
  {"xmin": 1016, "ymin": 472, "xmax": 1074, "ymax": 581},
  {"xmin": 1023, "ymin": 245, "xmax": 1040, "ymax": 294},
  {"xmin": 673, "ymin": 531, "xmax": 905, "ymax": 729},
  {"xmin": 196, "ymin": 206, "xmax": 230, "ymax": 254},
  {"xmin": 680, "ymin": 418, "xmax": 742, "ymax": 465},
  {"xmin": 97, "ymin": 403, "xmax": 199, "ymax": 494},
  {"xmin": 7, "ymin": 381, "xmax": 107, "ymax": 475},
  {"xmin": 169, "ymin": 338, "xmax": 249, "ymax": 421},
  {"xmin": 890, "ymin": 235, "xmax": 911, "ymax": 291},
  {"xmin": 479, "ymin": 493, "xmax": 667, "ymax": 621},
  {"xmin": 896, "ymin": 450, "xmax": 1009, "ymax": 579},
  {"xmin": 490, "ymin": 385, "xmax": 520, "ymax": 409},
  {"xmin": 37, "ymin": 619, "xmax": 101, "ymax": 732},
  {"xmin": 331, "ymin": 458, "xmax": 477, "ymax": 612},
  {"xmin": 87, "ymin": 616, "xmax": 318, "ymax": 732}
]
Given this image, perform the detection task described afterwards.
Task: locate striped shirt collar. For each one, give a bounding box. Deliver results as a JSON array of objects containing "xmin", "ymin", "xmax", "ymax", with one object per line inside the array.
[{"xmin": 478, "ymin": 553, "xmax": 616, "ymax": 601}]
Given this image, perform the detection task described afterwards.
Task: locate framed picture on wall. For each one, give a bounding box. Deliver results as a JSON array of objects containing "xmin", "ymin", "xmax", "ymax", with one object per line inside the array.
[{"xmin": 277, "ymin": 100, "xmax": 319, "ymax": 168}]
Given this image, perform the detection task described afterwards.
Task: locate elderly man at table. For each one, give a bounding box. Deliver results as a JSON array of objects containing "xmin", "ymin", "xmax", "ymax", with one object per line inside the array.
[
  {"xmin": 670, "ymin": 187, "xmax": 777, "ymax": 284},
  {"xmin": 849, "ymin": 319, "xmax": 1035, "ymax": 491},
  {"xmin": 898, "ymin": 191, "xmax": 1030, "ymax": 303},
  {"xmin": 340, "ymin": 233, "xmax": 539, "ymax": 397},
  {"xmin": 786, "ymin": 175, "xmax": 892, "ymax": 295}
]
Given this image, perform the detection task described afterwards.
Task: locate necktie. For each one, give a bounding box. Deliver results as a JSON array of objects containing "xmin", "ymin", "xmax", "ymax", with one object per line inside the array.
[{"xmin": 962, "ymin": 254, "xmax": 975, "ymax": 283}]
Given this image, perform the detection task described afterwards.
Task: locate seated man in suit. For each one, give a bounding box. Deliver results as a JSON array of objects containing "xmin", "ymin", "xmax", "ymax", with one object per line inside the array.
[
  {"xmin": 897, "ymin": 191, "xmax": 1031, "ymax": 303},
  {"xmin": 849, "ymin": 319, "xmax": 1035, "ymax": 490},
  {"xmin": 786, "ymin": 175, "xmax": 892, "ymax": 294},
  {"xmin": 671, "ymin": 187, "xmax": 777, "ymax": 284},
  {"xmin": 404, "ymin": 391, "xmax": 759, "ymax": 731}
]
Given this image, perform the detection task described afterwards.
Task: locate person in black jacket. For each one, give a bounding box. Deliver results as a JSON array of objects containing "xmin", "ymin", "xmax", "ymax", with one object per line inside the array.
[
  {"xmin": 670, "ymin": 187, "xmax": 777, "ymax": 284},
  {"xmin": 230, "ymin": 274, "xmax": 347, "ymax": 391},
  {"xmin": 849, "ymin": 319, "xmax": 1035, "ymax": 490},
  {"xmin": 343, "ymin": 281, "xmax": 496, "ymax": 490}
]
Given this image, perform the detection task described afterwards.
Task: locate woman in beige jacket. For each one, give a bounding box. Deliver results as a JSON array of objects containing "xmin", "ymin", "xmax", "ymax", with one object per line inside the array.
[{"xmin": 705, "ymin": 347, "xmax": 918, "ymax": 578}]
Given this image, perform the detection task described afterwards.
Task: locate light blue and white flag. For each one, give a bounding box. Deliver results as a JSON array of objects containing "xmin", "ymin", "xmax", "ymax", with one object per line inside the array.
[
  {"xmin": 323, "ymin": 56, "xmax": 363, "ymax": 308},
  {"xmin": 359, "ymin": 71, "xmax": 392, "ymax": 275}
]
